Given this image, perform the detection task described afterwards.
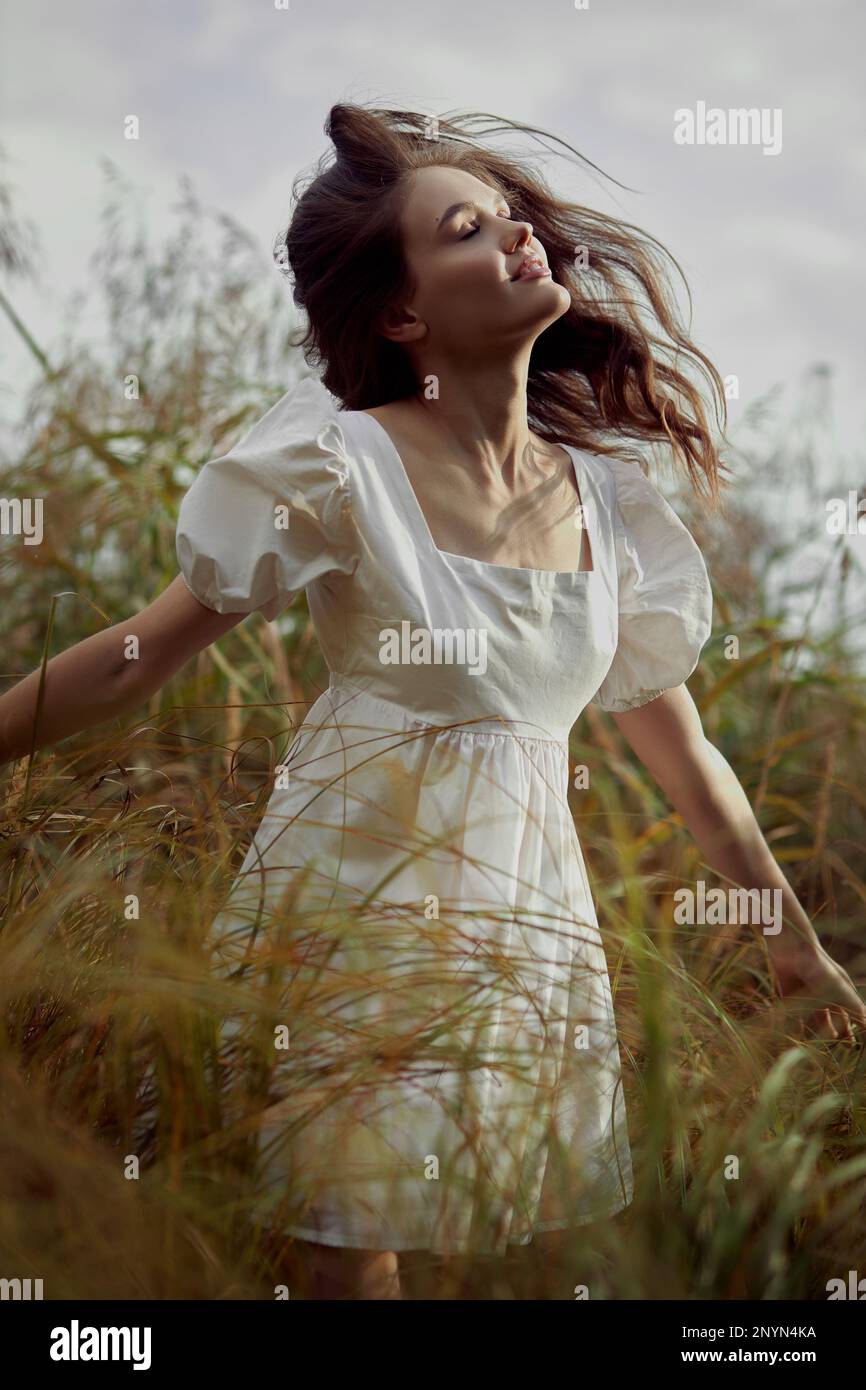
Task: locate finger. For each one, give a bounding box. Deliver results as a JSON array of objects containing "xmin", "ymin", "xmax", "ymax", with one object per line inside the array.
[
  {"xmin": 820, "ymin": 1008, "xmax": 841, "ymax": 1040},
  {"xmin": 805, "ymin": 1008, "xmax": 839, "ymax": 1042},
  {"xmin": 829, "ymin": 1008, "xmax": 856, "ymax": 1043}
]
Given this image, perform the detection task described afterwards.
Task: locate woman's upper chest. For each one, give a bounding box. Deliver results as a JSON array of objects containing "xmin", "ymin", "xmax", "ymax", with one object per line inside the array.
[
  {"xmin": 356, "ymin": 403, "xmax": 594, "ymax": 575},
  {"xmin": 321, "ymin": 405, "xmax": 621, "ymax": 698}
]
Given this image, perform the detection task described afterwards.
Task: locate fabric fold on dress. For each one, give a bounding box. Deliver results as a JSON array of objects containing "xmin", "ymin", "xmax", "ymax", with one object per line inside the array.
[
  {"xmin": 589, "ymin": 457, "xmax": 713, "ymax": 713},
  {"xmin": 176, "ymin": 376, "xmax": 360, "ymax": 620}
]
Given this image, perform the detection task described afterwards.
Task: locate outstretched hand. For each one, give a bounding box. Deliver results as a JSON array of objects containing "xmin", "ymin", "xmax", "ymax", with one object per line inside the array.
[{"xmin": 770, "ymin": 943, "xmax": 866, "ymax": 1043}]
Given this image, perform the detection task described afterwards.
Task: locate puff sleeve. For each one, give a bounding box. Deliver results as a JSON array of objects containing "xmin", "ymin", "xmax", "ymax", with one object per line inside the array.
[
  {"xmin": 591, "ymin": 457, "xmax": 713, "ymax": 712},
  {"xmin": 175, "ymin": 376, "xmax": 360, "ymax": 621}
]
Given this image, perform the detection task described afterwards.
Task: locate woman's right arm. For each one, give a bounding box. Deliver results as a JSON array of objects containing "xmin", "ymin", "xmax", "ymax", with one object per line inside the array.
[{"xmin": 0, "ymin": 575, "xmax": 246, "ymax": 766}]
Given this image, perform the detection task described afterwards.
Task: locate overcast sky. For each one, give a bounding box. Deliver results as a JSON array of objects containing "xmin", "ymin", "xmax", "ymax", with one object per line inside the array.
[{"xmin": 2, "ymin": 0, "xmax": 865, "ymax": 479}]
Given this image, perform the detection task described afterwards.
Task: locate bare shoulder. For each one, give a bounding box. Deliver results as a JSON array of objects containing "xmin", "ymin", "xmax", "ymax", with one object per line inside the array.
[
  {"xmin": 357, "ymin": 400, "xmax": 427, "ymax": 466},
  {"xmin": 358, "ymin": 399, "xmax": 413, "ymax": 427},
  {"xmin": 535, "ymin": 436, "xmax": 573, "ymax": 468}
]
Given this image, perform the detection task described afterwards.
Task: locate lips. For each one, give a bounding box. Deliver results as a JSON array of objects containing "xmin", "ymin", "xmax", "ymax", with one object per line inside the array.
[{"xmin": 511, "ymin": 254, "xmax": 550, "ymax": 281}]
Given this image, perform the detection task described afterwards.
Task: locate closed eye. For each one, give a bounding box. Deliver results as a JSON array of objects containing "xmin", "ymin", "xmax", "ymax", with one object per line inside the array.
[{"xmin": 460, "ymin": 207, "xmax": 511, "ymax": 241}]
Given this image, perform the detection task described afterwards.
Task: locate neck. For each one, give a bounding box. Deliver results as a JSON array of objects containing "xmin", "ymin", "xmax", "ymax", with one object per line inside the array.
[{"xmin": 406, "ymin": 344, "xmax": 543, "ymax": 483}]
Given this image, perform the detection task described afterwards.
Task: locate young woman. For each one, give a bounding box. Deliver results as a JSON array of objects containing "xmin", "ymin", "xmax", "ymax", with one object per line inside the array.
[{"xmin": 2, "ymin": 104, "xmax": 863, "ymax": 1301}]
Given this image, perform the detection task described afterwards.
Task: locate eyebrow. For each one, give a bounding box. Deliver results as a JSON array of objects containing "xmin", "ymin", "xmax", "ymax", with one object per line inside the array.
[{"xmin": 435, "ymin": 195, "xmax": 510, "ymax": 234}]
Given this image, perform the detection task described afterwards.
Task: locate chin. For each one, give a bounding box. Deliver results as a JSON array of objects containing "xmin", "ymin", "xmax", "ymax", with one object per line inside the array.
[{"xmin": 533, "ymin": 280, "xmax": 572, "ymax": 321}]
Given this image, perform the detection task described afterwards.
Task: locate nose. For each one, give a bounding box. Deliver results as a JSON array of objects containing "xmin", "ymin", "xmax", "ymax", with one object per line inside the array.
[{"xmin": 505, "ymin": 220, "xmax": 534, "ymax": 252}]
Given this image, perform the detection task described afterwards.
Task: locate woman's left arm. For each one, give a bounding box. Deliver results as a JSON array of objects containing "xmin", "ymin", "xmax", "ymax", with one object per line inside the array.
[{"xmin": 611, "ymin": 685, "xmax": 866, "ymax": 1043}]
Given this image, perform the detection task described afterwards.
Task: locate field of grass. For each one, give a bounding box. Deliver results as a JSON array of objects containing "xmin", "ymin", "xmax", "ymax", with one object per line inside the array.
[{"xmin": 1, "ymin": 171, "xmax": 864, "ymax": 1300}]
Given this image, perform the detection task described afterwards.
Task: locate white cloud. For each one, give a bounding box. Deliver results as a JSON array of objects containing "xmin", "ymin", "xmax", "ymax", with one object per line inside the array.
[{"xmin": 1, "ymin": 0, "xmax": 863, "ymax": 462}]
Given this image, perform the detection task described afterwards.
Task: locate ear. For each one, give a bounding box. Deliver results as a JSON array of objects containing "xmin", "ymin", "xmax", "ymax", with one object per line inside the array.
[{"xmin": 377, "ymin": 299, "xmax": 427, "ymax": 345}]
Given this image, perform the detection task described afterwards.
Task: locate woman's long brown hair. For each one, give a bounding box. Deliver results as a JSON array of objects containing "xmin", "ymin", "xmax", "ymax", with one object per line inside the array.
[{"xmin": 276, "ymin": 103, "xmax": 729, "ymax": 503}]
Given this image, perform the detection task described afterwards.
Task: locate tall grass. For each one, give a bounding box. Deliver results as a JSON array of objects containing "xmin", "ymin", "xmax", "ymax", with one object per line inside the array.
[{"xmin": 1, "ymin": 165, "xmax": 864, "ymax": 1299}]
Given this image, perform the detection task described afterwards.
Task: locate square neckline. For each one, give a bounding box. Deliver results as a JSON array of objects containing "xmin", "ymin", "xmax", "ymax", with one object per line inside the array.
[{"xmin": 351, "ymin": 408, "xmax": 599, "ymax": 581}]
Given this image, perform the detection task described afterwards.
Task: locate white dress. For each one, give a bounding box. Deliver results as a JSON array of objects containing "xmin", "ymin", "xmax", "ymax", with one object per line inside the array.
[{"xmin": 175, "ymin": 375, "xmax": 713, "ymax": 1256}]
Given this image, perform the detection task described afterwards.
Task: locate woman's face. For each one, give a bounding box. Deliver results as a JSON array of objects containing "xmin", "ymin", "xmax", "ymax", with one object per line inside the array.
[{"xmin": 383, "ymin": 164, "xmax": 572, "ymax": 357}]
